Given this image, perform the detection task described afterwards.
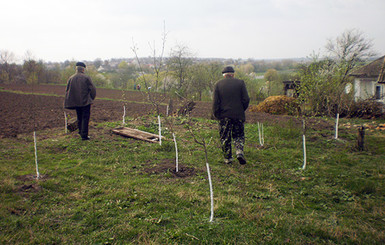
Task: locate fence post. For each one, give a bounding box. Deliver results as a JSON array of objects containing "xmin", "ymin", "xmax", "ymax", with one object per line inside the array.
[{"xmin": 357, "ymin": 126, "xmax": 365, "ymax": 151}]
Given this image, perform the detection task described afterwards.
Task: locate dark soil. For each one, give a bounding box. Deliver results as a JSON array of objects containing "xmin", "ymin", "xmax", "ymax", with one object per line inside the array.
[
  {"xmin": 16, "ymin": 174, "xmax": 49, "ymax": 195},
  {"xmin": 0, "ymin": 84, "xmax": 334, "ymax": 138},
  {"xmin": 143, "ymin": 159, "xmax": 198, "ymax": 178}
]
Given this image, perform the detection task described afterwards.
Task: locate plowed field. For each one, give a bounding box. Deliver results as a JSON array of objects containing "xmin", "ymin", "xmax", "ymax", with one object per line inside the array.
[{"xmin": 0, "ymin": 84, "xmax": 331, "ymax": 138}]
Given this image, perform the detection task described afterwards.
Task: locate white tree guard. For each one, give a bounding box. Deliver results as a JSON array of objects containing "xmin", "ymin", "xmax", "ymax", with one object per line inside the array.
[
  {"xmin": 334, "ymin": 113, "xmax": 339, "ymax": 139},
  {"xmin": 122, "ymin": 106, "xmax": 126, "ymax": 126},
  {"xmin": 34, "ymin": 131, "xmax": 40, "ymax": 179},
  {"xmin": 302, "ymin": 119, "xmax": 307, "ymax": 170},
  {"xmin": 262, "ymin": 123, "xmax": 264, "ymax": 145},
  {"xmin": 258, "ymin": 122, "xmax": 265, "ymax": 146},
  {"xmin": 302, "ymin": 134, "xmax": 307, "ymax": 170},
  {"xmin": 64, "ymin": 112, "xmax": 68, "ymax": 134},
  {"xmin": 206, "ymin": 162, "xmax": 214, "ymax": 222},
  {"xmin": 173, "ymin": 133, "xmax": 179, "ymax": 172},
  {"xmin": 158, "ymin": 115, "xmax": 162, "ymax": 145}
]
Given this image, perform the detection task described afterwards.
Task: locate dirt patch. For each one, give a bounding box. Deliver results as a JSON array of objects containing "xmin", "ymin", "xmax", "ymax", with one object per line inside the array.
[
  {"xmin": 16, "ymin": 174, "xmax": 49, "ymax": 182},
  {"xmin": 16, "ymin": 174, "xmax": 49, "ymax": 194},
  {"xmin": 0, "ymin": 91, "xmax": 155, "ymax": 138},
  {"xmin": 143, "ymin": 159, "xmax": 197, "ymax": 178},
  {"xmin": 18, "ymin": 184, "xmax": 42, "ymax": 193}
]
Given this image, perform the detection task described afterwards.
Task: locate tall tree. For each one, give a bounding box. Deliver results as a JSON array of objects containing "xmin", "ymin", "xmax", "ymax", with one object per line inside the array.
[
  {"xmin": 167, "ymin": 44, "xmax": 193, "ymax": 96},
  {"xmin": 264, "ymin": 68, "xmax": 279, "ymax": 96},
  {"xmin": 0, "ymin": 50, "xmax": 16, "ymax": 83},
  {"xmin": 0, "ymin": 50, "xmax": 16, "ymax": 64},
  {"xmin": 325, "ymin": 29, "xmax": 376, "ymax": 81},
  {"xmin": 187, "ymin": 63, "xmax": 211, "ymax": 101}
]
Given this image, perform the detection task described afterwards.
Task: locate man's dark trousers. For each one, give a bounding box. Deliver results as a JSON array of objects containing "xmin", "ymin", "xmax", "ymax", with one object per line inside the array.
[
  {"xmin": 76, "ymin": 104, "xmax": 91, "ymax": 139},
  {"xmin": 219, "ymin": 118, "xmax": 245, "ymax": 160}
]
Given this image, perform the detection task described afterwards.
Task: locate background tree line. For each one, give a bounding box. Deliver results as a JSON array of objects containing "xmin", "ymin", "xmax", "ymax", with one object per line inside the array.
[{"xmin": 0, "ymin": 48, "xmax": 300, "ymax": 102}]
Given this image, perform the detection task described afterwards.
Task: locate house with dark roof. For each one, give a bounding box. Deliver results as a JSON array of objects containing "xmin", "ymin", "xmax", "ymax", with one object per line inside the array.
[{"xmin": 350, "ymin": 56, "xmax": 385, "ymax": 104}]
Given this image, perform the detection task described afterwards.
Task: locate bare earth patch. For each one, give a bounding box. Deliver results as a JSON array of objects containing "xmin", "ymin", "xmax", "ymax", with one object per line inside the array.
[{"xmin": 143, "ymin": 159, "xmax": 197, "ymax": 178}]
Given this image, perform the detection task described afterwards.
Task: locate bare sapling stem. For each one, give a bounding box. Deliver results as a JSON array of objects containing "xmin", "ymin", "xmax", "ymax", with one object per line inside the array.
[
  {"xmin": 158, "ymin": 115, "xmax": 162, "ymax": 145},
  {"xmin": 33, "ymin": 131, "xmax": 40, "ymax": 179},
  {"xmin": 334, "ymin": 113, "xmax": 339, "ymax": 139},
  {"xmin": 187, "ymin": 123, "xmax": 214, "ymax": 222},
  {"xmin": 173, "ymin": 133, "xmax": 179, "ymax": 172},
  {"xmin": 131, "ymin": 23, "xmax": 168, "ymax": 116},
  {"xmin": 302, "ymin": 119, "xmax": 307, "ymax": 170}
]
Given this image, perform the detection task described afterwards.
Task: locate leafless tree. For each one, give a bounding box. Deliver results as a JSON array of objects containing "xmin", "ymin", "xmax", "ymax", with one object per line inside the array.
[
  {"xmin": 0, "ymin": 50, "xmax": 17, "ymax": 83},
  {"xmin": 131, "ymin": 23, "xmax": 169, "ymax": 115},
  {"xmin": 167, "ymin": 44, "xmax": 193, "ymax": 95},
  {"xmin": 0, "ymin": 50, "xmax": 16, "ymax": 64},
  {"xmin": 325, "ymin": 29, "xmax": 376, "ymax": 79}
]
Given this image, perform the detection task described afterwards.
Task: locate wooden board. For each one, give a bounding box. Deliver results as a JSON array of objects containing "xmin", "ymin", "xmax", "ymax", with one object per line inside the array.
[{"xmin": 112, "ymin": 127, "xmax": 164, "ymax": 143}]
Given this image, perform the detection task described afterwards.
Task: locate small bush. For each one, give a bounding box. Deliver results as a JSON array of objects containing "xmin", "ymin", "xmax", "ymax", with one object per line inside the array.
[{"xmin": 347, "ymin": 100, "xmax": 384, "ymax": 119}]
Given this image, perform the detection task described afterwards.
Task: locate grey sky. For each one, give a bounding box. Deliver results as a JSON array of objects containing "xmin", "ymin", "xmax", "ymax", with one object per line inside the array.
[{"xmin": 1, "ymin": 0, "xmax": 384, "ymax": 62}]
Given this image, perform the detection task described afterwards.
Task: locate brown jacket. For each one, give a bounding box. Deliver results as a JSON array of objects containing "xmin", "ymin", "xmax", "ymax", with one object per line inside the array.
[
  {"xmin": 64, "ymin": 71, "xmax": 96, "ymax": 109},
  {"xmin": 213, "ymin": 77, "xmax": 250, "ymax": 121}
]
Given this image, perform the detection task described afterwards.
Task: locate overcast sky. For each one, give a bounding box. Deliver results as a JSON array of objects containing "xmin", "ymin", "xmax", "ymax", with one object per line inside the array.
[{"xmin": 1, "ymin": 0, "xmax": 384, "ymax": 62}]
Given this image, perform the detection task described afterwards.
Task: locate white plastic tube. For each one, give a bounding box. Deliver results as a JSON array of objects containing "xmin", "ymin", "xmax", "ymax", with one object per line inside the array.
[
  {"xmin": 122, "ymin": 106, "xmax": 126, "ymax": 126},
  {"xmin": 158, "ymin": 115, "xmax": 162, "ymax": 145},
  {"xmin": 262, "ymin": 123, "xmax": 265, "ymax": 146},
  {"xmin": 258, "ymin": 122, "xmax": 261, "ymax": 145},
  {"xmin": 173, "ymin": 133, "xmax": 179, "ymax": 172},
  {"xmin": 34, "ymin": 131, "xmax": 40, "ymax": 179},
  {"xmin": 302, "ymin": 134, "xmax": 307, "ymax": 170},
  {"xmin": 206, "ymin": 162, "xmax": 214, "ymax": 222},
  {"xmin": 64, "ymin": 112, "xmax": 68, "ymax": 134},
  {"xmin": 334, "ymin": 113, "xmax": 339, "ymax": 139}
]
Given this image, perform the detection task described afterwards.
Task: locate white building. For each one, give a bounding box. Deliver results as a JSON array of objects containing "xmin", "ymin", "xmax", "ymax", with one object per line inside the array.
[{"xmin": 350, "ymin": 56, "xmax": 385, "ymax": 104}]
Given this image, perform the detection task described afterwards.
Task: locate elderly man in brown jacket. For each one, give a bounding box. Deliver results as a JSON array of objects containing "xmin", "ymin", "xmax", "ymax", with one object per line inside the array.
[
  {"xmin": 213, "ymin": 66, "xmax": 250, "ymax": 165},
  {"xmin": 64, "ymin": 62, "xmax": 96, "ymax": 140}
]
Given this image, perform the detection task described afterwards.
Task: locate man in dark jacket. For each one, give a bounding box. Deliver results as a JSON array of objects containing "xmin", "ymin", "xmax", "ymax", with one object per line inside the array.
[
  {"xmin": 64, "ymin": 62, "xmax": 96, "ymax": 140},
  {"xmin": 213, "ymin": 66, "xmax": 250, "ymax": 164}
]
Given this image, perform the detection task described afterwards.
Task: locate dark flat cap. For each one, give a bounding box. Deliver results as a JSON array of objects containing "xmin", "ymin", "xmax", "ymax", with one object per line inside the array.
[
  {"xmin": 76, "ymin": 62, "xmax": 86, "ymax": 68},
  {"xmin": 222, "ymin": 66, "xmax": 235, "ymax": 74}
]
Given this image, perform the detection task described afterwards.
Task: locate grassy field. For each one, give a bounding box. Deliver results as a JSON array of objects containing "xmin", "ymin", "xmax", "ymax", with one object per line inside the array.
[{"xmin": 1, "ymin": 115, "xmax": 384, "ymax": 244}]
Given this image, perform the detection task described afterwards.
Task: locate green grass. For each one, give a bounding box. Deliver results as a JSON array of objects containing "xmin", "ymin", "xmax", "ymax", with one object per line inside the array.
[{"xmin": 1, "ymin": 116, "xmax": 384, "ymax": 244}]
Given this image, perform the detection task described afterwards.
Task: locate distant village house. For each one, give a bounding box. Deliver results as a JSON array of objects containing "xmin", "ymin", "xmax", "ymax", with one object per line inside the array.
[{"xmin": 350, "ymin": 56, "xmax": 385, "ymax": 104}]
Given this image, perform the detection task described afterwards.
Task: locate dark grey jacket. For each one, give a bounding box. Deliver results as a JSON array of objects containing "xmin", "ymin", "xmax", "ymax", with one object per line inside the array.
[
  {"xmin": 213, "ymin": 77, "xmax": 250, "ymax": 121},
  {"xmin": 64, "ymin": 71, "xmax": 96, "ymax": 109}
]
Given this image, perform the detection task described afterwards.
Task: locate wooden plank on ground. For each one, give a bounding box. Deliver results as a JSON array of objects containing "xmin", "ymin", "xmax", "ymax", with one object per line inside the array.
[{"xmin": 112, "ymin": 127, "xmax": 164, "ymax": 143}]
